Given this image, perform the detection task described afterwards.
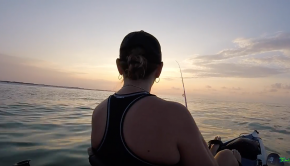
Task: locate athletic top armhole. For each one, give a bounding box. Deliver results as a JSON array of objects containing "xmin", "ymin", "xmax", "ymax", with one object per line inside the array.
[{"xmin": 95, "ymin": 95, "xmax": 112, "ymax": 152}]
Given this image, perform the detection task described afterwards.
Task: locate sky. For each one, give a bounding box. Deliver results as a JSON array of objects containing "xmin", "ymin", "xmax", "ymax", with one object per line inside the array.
[{"xmin": 0, "ymin": 1, "xmax": 290, "ymax": 104}]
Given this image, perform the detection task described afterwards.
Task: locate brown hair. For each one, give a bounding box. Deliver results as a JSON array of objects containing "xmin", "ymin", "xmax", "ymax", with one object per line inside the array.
[{"xmin": 119, "ymin": 47, "xmax": 159, "ymax": 80}]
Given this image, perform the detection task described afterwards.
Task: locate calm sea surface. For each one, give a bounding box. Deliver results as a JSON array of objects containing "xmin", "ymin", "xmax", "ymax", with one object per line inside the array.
[{"xmin": 0, "ymin": 82, "xmax": 289, "ymax": 166}]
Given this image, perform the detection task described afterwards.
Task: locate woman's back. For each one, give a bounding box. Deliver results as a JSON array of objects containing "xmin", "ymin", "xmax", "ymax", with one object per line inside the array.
[
  {"xmin": 90, "ymin": 30, "xmax": 241, "ymax": 166},
  {"xmin": 91, "ymin": 91, "xmax": 184, "ymax": 165}
]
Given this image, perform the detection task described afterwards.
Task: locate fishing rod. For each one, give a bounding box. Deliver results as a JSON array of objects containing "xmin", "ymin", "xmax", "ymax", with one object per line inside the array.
[{"xmin": 176, "ymin": 61, "xmax": 188, "ymax": 108}]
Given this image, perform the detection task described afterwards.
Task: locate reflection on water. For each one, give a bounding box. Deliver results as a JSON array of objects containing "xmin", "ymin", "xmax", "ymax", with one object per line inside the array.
[{"xmin": 0, "ymin": 83, "xmax": 290, "ymax": 166}]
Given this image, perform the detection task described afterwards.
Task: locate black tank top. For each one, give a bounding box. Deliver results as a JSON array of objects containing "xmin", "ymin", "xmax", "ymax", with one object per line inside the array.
[{"xmin": 91, "ymin": 91, "xmax": 180, "ymax": 166}]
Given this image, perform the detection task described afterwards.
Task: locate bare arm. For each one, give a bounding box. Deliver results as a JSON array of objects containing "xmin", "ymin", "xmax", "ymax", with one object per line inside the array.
[
  {"xmin": 171, "ymin": 102, "xmax": 218, "ymax": 166},
  {"xmin": 91, "ymin": 99, "xmax": 108, "ymax": 149}
]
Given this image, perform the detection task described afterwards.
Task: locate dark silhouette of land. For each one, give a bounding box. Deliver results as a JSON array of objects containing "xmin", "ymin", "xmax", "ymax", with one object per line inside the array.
[{"xmin": 0, "ymin": 80, "xmax": 114, "ymax": 92}]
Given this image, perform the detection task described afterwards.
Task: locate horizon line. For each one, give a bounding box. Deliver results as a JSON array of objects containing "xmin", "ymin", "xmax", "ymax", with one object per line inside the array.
[{"xmin": 0, "ymin": 80, "xmax": 115, "ymax": 92}]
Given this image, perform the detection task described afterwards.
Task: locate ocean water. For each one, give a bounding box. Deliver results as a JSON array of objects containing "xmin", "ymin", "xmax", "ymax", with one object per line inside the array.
[{"xmin": 0, "ymin": 82, "xmax": 289, "ymax": 166}]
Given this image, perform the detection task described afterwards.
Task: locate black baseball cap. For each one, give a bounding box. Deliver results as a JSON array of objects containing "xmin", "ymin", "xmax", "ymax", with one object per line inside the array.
[{"xmin": 119, "ymin": 30, "xmax": 162, "ymax": 64}]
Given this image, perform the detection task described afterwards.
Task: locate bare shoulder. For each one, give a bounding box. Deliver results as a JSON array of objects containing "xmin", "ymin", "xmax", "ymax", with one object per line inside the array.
[
  {"xmin": 152, "ymin": 98, "xmax": 217, "ymax": 166},
  {"xmin": 142, "ymin": 96, "xmax": 193, "ymax": 128},
  {"xmin": 92, "ymin": 98, "xmax": 108, "ymax": 118},
  {"xmin": 150, "ymin": 97, "xmax": 201, "ymax": 139},
  {"xmin": 152, "ymin": 96, "xmax": 191, "ymax": 117}
]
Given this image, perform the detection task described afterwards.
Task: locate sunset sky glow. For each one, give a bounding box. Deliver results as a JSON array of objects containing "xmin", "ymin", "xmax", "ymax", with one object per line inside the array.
[{"xmin": 1, "ymin": 1, "xmax": 290, "ymax": 104}]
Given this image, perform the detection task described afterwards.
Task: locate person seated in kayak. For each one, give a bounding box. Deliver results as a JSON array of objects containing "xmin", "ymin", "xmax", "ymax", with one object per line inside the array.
[{"xmin": 89, "ymin": 30, "xmax": 242, "ymax": 166}]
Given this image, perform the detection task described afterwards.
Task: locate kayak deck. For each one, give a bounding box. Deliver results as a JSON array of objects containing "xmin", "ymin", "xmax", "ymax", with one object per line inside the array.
[{"xmin": 222, "ymin": 130, "xmax": 266, "ymax": 166}]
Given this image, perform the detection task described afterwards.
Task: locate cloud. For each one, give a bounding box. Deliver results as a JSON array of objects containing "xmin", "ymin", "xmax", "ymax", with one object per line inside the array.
[
  {"xmin": 183, "ymin": 63, "xmax": 286, "ymax": 78},
  {"xmin": 260, "ymin": 83, "xmax": 290, "ymax": 94},
  {"xmin": 171, "ymin": 87, "xmax": 180, "ymax": 90},
  {"xmin": 185, "ymin": 32, "xmax": 290, "ymax": 78},
  {"xmin": 271, "ymin": 83, "xmax": 290, "ymax": 90},
  {"xmin": 220, "ymin": 86, "xmax": 241, "ymax": 91},
  {"xmin": 269, "ymin": 89, "xmax": 278, "ymax": 93},
  {"xmin": 232, "ymin": 87, "xmax": 242, "ymax": 91},
  {"xmin": 205, "ymin": 85, "xmax": 218, "ymax": 91},
  {"xmin": 206, "ymin": 85, "xmax": 212, "ymax": 89},
  {"xmin": 272, "ymin": 83, "xmax": 282, "ymax": 89},
  {"xmin": 192, "ymin": 32, "xmax": 290, "ymax": 63},
  {"xmin": 162, "ymin": 77, "xmax": 175, "ymax": 81},
  {"xmin": 245, "ymin": 54, "xmax": 290, "ymax": 67}
]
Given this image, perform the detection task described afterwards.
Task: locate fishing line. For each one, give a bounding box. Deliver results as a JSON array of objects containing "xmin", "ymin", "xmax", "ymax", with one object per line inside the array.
[{"xmin": 176, "ymin": 61, "xmax": 188, "ymax": 108}]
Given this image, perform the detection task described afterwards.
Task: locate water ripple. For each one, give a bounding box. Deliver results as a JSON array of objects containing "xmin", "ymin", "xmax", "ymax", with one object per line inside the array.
[{"xmin": 0, "ymin": 83, "xmax": 289, "ymax": 166}]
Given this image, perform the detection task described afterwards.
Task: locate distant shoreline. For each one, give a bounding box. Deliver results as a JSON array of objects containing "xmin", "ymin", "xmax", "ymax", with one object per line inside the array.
[{"xmin": 0, "ymin": 80, "xmax": 114, "ymax": 92}]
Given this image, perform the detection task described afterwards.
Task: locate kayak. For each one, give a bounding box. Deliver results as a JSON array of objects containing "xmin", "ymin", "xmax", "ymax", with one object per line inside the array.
[
  {"xmin": 219, "ymin": 130, "xmax": 284, "ymax": 166},
  {"xmin": 220, "ymin": 130, "xmax": 266, "ymax": 166},
  {"xmin": 14, "ymin": 130, "xmax": 284, "ymax": 166}
]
